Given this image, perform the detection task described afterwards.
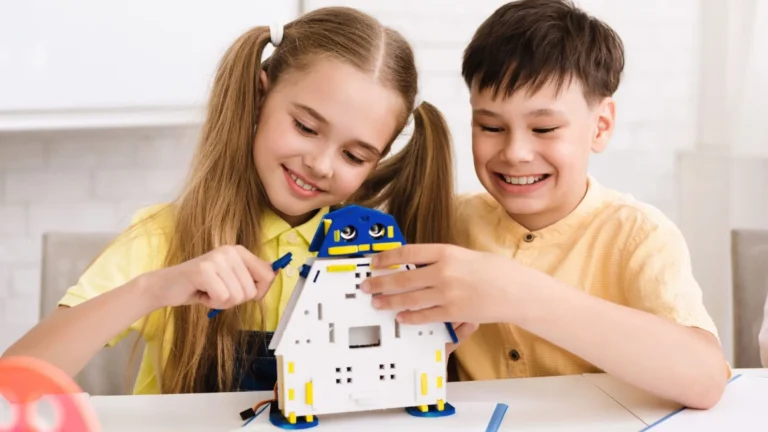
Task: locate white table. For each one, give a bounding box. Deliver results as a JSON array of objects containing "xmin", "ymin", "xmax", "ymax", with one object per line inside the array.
[
  {"xmin": 586, "ymin": 368, "xmax": 768, "ymax": 431},
  {"xmin": 87, "ymin": 375, "xmax": 644, "ymax": 431},
  {"xmin": 82, "ymin": 369, "xmax": 768, "ymax": 431}
]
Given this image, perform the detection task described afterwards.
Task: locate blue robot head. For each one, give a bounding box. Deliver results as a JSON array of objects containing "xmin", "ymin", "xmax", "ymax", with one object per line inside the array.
[{"xmin": 308, "ymin": 205, "xmax": 407, "ymax": 258}]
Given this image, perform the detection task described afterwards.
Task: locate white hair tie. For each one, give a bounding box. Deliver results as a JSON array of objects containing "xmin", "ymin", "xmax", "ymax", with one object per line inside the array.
[{"xmin": 270, "ymin": 23, "xmax": 284, "ymax": 47}]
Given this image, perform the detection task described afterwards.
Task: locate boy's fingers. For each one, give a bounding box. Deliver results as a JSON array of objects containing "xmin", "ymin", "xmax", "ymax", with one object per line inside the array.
[
  {"xmin": 371, "ymin": 244, "xmax": 442, "ymax": 268},
  {"xmin": 396, "ymin": 306, "xmax": 446, "ymax": 325},
  {"xmin": 363, "ymin": 265, "xmax": 437, "ymax": 294},
  {"xmin": 372, "ymin": 287, "xmax": 441, "ymax": 311},
  {"xmin": 454, "ymin": 322, "xmax": 479, "ymax": 341}
]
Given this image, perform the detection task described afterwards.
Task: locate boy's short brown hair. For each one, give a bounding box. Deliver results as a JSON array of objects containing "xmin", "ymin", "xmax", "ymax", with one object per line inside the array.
[{"xmin": 462, "ymin": 0, "xmax": 624, "ymax": 103}]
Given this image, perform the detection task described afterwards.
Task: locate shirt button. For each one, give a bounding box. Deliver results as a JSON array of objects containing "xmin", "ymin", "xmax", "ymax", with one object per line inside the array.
[
  {"xmin": 509, "ymin": 349, "xmax": 521, "ymax": 361},
  {"xmin": 285, "ymin": 266, "xmax": 296, "ymax": 277},
  {"xmin": 523, "ymin": 233, "xmax": 535, "ymax": 242},
  {"xmin": 287, "ymin": 232, "xmax": 299, "ymax": 244}
]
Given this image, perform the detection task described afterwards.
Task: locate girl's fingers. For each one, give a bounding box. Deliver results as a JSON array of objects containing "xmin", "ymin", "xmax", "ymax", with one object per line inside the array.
[
  {"xmin": 198, "ymin": 263, "xmax": 230, "ymax": 306},
  {"xmin": 217, "ymin": 265, "xmax": 245, "ymax": 305},
  {"xmin": 225, "ymin": 247, "xmax": 258, "ymax": 301},
  {"xmin": 236, "ymin": 246, "xmax": 276, "ymax": 285}
]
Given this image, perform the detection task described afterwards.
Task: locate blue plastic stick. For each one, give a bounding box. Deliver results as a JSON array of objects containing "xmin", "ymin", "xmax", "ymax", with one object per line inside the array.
[
  {"xmin": 445, "ymin": 322, "xmax": 459, "ymax": 344},
  {"xmin": 485, "ymin": 403, "xmax": 509, "ymax": 432},
  {"xmin": 207, "ymin": 252, "xmax": 293, "ymax": 319}
]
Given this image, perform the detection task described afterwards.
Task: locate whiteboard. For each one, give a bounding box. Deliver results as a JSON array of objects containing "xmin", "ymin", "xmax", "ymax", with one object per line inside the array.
[{"xmin": 0, "ymin": 0, "xmax": 299, "ymax": 117}]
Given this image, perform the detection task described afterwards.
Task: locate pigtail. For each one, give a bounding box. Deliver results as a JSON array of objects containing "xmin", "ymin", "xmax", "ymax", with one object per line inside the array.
[
  {"xmin": 185, "ymin": 26, "xmax": 274, "ymax": 246},
  {"xmin": 200, "ymin": 27, "xmax": 272, "ymax": 164},
  {"xmin": 162, "ymin": 26, "xmax": 274, "ymax": 395},
  {"xmin": 350, "ymin": 101, "xmax": 456, "ymax": 245}
]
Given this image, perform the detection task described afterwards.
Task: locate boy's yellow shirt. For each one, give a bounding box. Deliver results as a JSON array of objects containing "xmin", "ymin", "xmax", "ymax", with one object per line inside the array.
[
  {"xmin": 452, "ymin": 176, "xmax": 720, "ymax": 381},
  {"xmin": 58, "ymin": 204, "xmax": 328, "ymax": 395}
]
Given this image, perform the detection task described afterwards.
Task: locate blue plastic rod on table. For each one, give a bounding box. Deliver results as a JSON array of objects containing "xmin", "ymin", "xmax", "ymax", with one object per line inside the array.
[{"xmin": 206, "ymin": 252, "xmax": 293, "ymax": 319}]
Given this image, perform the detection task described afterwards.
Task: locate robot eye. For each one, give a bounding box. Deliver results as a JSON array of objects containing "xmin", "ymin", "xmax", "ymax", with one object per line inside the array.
[
  {"xmin": 369, "ymin": 223, "xmax": 385, "ymax": 239},
  {"xmin": 340, "ymin": 226, "xmax": 357, "ymax": 241}
]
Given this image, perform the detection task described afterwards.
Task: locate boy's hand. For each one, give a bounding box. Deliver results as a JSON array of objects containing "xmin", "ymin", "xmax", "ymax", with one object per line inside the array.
[
  {"xmin": 446, "ymin": 322, "xmax": 479, "ymax": 354},
  {"xmin": 362, "ymin": 244, "xmax": 521, "ymax": 325}
]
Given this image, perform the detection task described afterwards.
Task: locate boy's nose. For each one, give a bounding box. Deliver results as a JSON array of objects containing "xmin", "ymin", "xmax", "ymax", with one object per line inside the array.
[{"xmin": 501, "ymin": 137, "xmax": 535, "ymax": 163}]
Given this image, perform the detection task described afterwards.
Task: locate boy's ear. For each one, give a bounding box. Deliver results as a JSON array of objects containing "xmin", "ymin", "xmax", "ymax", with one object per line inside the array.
[{"xmin": 591, "ymin": 97, "xmax": 615, "ymax": 153}]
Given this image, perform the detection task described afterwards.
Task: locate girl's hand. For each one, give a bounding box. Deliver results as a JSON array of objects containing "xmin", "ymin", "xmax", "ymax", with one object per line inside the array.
[
  {"xmin": 146, "ymin": 245, "xmax": 276, "ymax": 310},
  {"xmin": 362, "ymin": 244, "xmax": 531, "ymax": 325}
]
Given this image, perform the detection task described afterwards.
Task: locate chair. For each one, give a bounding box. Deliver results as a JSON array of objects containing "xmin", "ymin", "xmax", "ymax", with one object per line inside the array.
[
  {"xmin": 731, "ymin": 229, "xmax": 768, "ymax": 367},
  {"xmin": 41, "ymin": 232, "xmax": 144, "ymax": 395}
]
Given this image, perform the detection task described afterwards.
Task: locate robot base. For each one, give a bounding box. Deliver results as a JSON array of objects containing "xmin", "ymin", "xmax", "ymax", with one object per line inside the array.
[
  {"xmin": 267, "ymin": 401, "xmax": 457, "ymax": 429},
  {"xmin": 405, "ymin": 402, "xmax": 457, "ymax": 418},
  {"xmin": 268, "ymin": 403, "xmax": 320, "ymax": 430}
]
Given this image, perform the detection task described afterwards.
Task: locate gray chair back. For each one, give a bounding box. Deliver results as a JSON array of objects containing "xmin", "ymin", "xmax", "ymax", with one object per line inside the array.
[
  {"xmin": 41, "ymin": 232, "xmax": 143, "ymax": 395},
  {"xmin": 731, "ymin": 229, "xmax": 768, "ymax": 367}
]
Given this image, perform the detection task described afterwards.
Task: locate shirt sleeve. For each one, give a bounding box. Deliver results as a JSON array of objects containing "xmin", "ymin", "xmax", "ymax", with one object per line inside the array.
[
  {"xmin": 58, "ymin": 205, "xmax": 171, "ymax": 346},
  {"xmin": 623, "ymin": 219, "xmax": 720, "ymax": 340}
]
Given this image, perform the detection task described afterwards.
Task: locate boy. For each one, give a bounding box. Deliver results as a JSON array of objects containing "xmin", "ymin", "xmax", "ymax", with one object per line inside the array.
[{"xmin": 362, "ymin": 0, "xmax": 728, "ymax": 409}]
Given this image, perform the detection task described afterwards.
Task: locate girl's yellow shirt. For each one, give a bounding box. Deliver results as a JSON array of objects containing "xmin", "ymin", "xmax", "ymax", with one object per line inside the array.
[{"xmin": 58, "ymin": 204, "xmax": 329, "ymax": 394}]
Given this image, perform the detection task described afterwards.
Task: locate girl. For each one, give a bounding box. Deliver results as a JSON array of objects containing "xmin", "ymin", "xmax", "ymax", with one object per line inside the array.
[{"xmin": 3, "ymin": 7, "xmax": 461, "ymax": 395}]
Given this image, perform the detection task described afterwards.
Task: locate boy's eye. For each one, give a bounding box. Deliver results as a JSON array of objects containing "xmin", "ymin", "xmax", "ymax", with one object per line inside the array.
[
  {"xmin": 294, "ymin": 119, "xmax": 318, "ymax": 136},
  {"xmin": 343, "ymin": 150, "xmax": 365, "ymax": 165},
  {"xmin": 533, "ymin": 127, "xmax": 558, "ymax": 134}
]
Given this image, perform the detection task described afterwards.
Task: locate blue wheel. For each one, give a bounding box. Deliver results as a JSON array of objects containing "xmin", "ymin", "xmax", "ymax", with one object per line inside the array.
[
  {"xmin": 268, "ymin": 403, "xmax": 319, "ymax": 429},
  {"xmin": 405, "ymin": 402, "xmax": 456, "ymax": 418}
]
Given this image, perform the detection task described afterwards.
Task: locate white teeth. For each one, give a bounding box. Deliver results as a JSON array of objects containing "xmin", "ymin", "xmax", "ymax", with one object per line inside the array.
[
  {"xmin": 289, "ymin": 172, "xmax": 317, "ymax": 191},
  {"xmin": 502, "ymin": 175, "xmax": 546, "ymax": 185}
]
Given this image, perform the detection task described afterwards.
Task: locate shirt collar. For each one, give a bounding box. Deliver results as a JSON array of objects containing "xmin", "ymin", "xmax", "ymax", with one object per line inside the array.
[
  {"xmin": 495, "ymin": 175, "xmax": 607, "ymax": 243},
  {"xmin": 261, "ymin": 207, "xmax": 330, "ymax": 244}
]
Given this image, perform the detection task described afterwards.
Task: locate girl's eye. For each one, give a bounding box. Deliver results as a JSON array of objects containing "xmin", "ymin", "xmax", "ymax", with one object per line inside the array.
[
  {"xmin": 480, "ymin": 125, "xmax": 503, "ymax": 133},
  {"xmin": 294, "ymin": 119, "xmax": 317, "ymax": 136},
  {"xmin": 533, "ymin": 127, "xmax": 558, "ymax": 134},
  {"xmin": 343, "ymin": 150, "xmax": 365, "ymax": 165}
]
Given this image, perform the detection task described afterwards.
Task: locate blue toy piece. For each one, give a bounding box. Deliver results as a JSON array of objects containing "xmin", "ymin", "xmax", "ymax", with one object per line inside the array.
[
  {"xmin": 308, "ymin": 205, "xmax": 407, "ymax": 258},
  {"xmin": 269, "ymin": 402, "xmax": 319, "ymax": 429},
  {"xmin": 444, "ymin": 322, "xmax": 459, "ymax": 344},
  {"xmin": 405, "ymin": 401, "xmax": 457, "ymax": 418}
]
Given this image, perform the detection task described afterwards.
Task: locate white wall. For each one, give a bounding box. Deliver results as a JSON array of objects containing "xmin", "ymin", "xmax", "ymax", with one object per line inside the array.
[
  {"xmin": 0, "ymin": 1, "xmax": 705, "ymax": 353},
  {"xmin": 0, "ymin": 127, "xmax": 200, "ymax": 350}
]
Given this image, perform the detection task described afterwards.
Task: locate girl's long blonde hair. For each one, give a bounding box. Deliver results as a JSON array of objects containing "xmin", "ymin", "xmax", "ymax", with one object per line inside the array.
[{"xmin": 136, "ymin": 7, "xmax": 454, "ymax": 394}]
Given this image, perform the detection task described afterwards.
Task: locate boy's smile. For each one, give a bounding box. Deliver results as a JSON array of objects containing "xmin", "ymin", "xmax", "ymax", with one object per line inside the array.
[
  {"xmin": 469, "ymin": 79, "xmax": 615, "ymax": 231},
  {"xmin": 493, "ymin": 173, "xmax": 552, "ymax": 195}
]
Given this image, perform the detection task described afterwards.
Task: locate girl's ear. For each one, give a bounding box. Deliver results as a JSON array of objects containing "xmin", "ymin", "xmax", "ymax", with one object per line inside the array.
[
  {"xmin": 258, "ymin": 70, "xmax": 270, "ymax": 108},
  {"xmin": 260, "ymin": 70, "xmax": 269, "ymax": 91}
]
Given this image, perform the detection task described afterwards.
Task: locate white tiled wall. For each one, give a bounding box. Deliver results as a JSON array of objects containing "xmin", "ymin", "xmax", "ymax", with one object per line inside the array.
[
  {"xmin": 0, "ymin": 0, "xmax": 701, "ymax": 352},
  {"xmin": 0, "ymin": 127, "xmax": 199, "ymax": 350}
]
